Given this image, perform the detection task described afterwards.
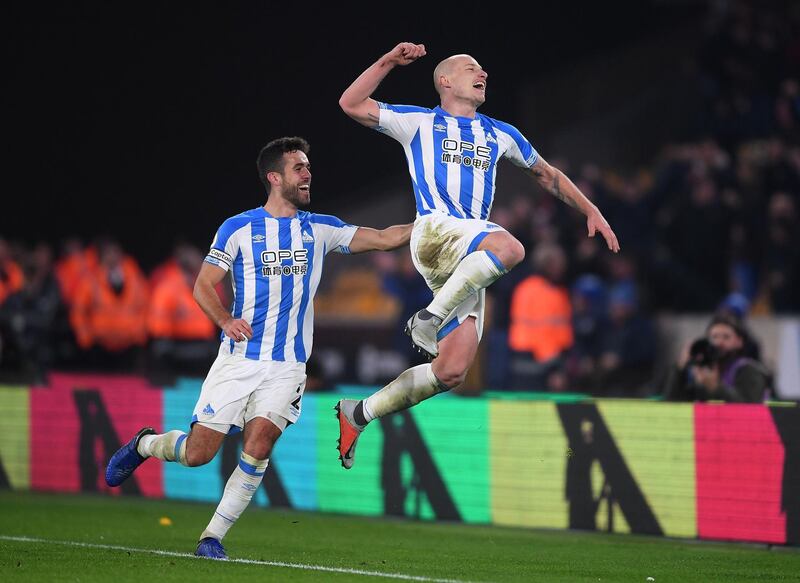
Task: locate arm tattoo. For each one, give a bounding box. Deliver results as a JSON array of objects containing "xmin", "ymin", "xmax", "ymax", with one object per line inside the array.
[{"xmin": 550, "ymin": 173, "xmax": 580, "ymax": 210}]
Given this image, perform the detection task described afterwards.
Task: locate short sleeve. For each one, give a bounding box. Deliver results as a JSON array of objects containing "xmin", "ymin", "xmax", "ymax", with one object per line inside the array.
[
  {"xmin": 309, "ymin": 214, "xmax": 358, "ymax": 255},
  {"xmin": 375, "ymin": 102, "xmax": 431, "ymax": 145},
  {"xmin": 493, "ymin": 119, "xmax": 539, "ymax": 169},
  {"xmin": 204, "ymin": 217, "xmax": 245, "ymax": 272}
]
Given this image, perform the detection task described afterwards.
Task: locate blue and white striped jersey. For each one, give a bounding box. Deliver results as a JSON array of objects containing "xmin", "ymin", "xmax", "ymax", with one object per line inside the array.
[
  {"xmin": 376, "ymin": 103, "xmax": 539, "ymax": 220},
  {"xmin": 204, "ymin": 207, "xmax": 357, "ymax": 363}
]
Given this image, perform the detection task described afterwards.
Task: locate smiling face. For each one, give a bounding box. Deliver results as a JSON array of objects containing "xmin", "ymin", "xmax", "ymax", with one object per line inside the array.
[
  {"xmin": 434, "ymin": 54, "xmax": 488, "ymax": 109},
  {"xmin": 271, "ymin": 150, "xmax": 311, "ymax": 207}
]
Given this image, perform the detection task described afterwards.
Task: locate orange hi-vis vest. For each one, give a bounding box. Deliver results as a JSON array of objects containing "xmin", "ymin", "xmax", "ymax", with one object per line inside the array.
[
  {"xmin": 0, "ymin": 259, "xmax": 24, "ymax": 305},
  {"xmin": 70, "ymin": 261, "xmax": 149, "ymax": 351},
  {"xmin": 147, "ymin": 271, "xmax": 215, "ymax": 340},
  {"xmin": 509, "ymin": 274, "xmax": 573, "ymax": 361},
  {"xmin": 149, "ymin": 258, "xmax": 180, "ymax": 292},
  {"xmin": 55, "ymin": 247, "xmax": 99, "ymax": 306}
]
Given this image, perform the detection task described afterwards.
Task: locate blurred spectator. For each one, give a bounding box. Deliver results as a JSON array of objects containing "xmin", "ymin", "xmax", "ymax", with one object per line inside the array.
[
  {"xmin": 727, "ymin": 214, "xmax": 759, "ymax": 302},
  {"xmin": 484, "ymin": 258, "xmax": 535, "ymax": 390},
  {"xmin": 0, "ymin": 244, "xmax": 72, "ymax": 382},
  {"xmin": 661, "ymin": 176, "xmax": 731, "ymax": 310},
  {"xmin": 595, "ymin": 282, "xmax": 656, "ymax": 396},
  {"xmin": 0, "ymin": 238, "xmax": 24, "ymax": 306},
  {"xmin": 484, "ymin": 204, "xmax": 536, "ymax": 389},
  {"xmin": 569, "ymin": 235, "xmax": 606, "ymax": 281},
  {"xmin": 508, "ymin": 242, "xmax": 572, "ymax": 391},
  {"xmin": 314, "ymin": 267, "xmax": 398, "ymax": 321},
  {"xmin": 714, "ymin": 291, "xmax": 762, "ymax": 360},
  {"xmin": 495, "ymin": 198, "xmax": 535, "ymax": 251},
  {"xmin": 605, "ymin": 252, "xmax": 639, "ymax": 291},
  {"xmin": 758, "ymin": 191, "xmax": 800, "ymax": 313},
  {"xmin": 147, "ymin": 243, "xmax": 219, "ymax": 377},
  {"xmin": 662, "ymin": 313, "xmax": 772, "ymax": 403},
  {"xmin": 375, "ymin": 250, "xmax": 432, "ymax": 364},
  {"xmin": 565, "ymin": 274, "xmax": 608, "ymax": 393},
  {"xmin": 775, "ymin": 78, "xmax": 800, "ymax": 142},
  {"xmin": 603, "ymin": 172, "xmax": 656, "ymax": 255},
  {"xmin": 149, "ymin": 253, "xmax": 181, "ymax": 291},
  {"xmin": 716, "ymin": 290, "xmax": 750, "ymax": 320},
  {"xmin": 69, "ymin": 238, "xmax": 149, "ymax": 369},
  {"xmin": 54, "ymin": 238, "xmax": 98, "ymax": 307}
]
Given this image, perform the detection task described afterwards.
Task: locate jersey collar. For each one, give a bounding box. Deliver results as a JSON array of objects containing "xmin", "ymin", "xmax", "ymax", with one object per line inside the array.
[
  {"xmin": 434, "ymin": 106, "xmax": 479, "ymax": 122},
  {"xmin": 254, "ymin": 207, "xmax": 307, "ymax": 220}
]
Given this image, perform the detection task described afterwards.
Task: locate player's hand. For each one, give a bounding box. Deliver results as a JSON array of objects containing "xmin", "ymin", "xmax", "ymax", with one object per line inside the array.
[
  {"xmin": 386, "ymin": 42, "xmax": 426, "ymax": 66},
  {"xmin": 222, "ymin": 318, "xmax": 253, "ymax": 343},
  {"xmin": 587, "ymin": 210, "xmax": 620, "ymax": 253}
]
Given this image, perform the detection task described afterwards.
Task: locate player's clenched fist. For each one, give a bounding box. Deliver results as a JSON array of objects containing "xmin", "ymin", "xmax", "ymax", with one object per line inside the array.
[{"xmin": 386, "ymin": 42, "xmax": 426, "ymax": 66}]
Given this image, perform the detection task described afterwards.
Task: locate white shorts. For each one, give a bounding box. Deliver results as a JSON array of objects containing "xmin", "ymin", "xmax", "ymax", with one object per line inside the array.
[
  {"xmin": 410, "ymin": 212, "xmax": 506, "ymax": 341},
  {"xmin": 192, "ymin": 344, "xmax": 306, "ymax": 434}
]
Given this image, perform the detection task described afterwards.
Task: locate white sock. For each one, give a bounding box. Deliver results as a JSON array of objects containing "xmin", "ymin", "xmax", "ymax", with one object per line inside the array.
[
  {"xmin": 200, "ymin": 452, "xmax": 268, "ymax": 541},
  {"xmin": 363, "ymin": 364, "xmax": 450, "ymax": 420},
  {"xmin": 361, "ymin": 398, "xmax": 377, "ymax": 423},
  {"xmin": 426, "ymin": 250, "xmax": 506, "ymax": 320},
  {"xmin": 137, "ymin": 431, "xmax": 188, "ymax": 465}
]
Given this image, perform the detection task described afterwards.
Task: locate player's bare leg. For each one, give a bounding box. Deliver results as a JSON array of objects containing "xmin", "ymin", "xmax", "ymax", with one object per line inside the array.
[
  {"xmin": 182, "ymin": 426, "xmax": 228, "ymax": 466},
  {"xmin": 106, "ymin": 423, "xmax": 226, "ymax": 487},
  {"xmin": 197, "ymin": 416, "xmax": 282, "ymax": 559},
  {"xmin": 138, "ymin": 423, "xmax": 226, "ymax": 466},
  {"xmin": 430, "ymin": 316, "xmax": 479, "ymax": 387},
  {"xmin": 337, "ymin": 317, "xmax": 478, "ymax": 469},
  {"xmin": 406, "ymin": 232, "xmax": 523, "ymax": 358}
]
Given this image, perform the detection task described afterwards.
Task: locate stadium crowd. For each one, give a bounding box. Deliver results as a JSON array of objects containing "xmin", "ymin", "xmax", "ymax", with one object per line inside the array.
[
  {"xmin": 1, "ymin": 0, "xmax": 797, "ymax": 398},
  {"xmin": 0, "ymin": 237, "xmax": 226, "ymax": 383}
]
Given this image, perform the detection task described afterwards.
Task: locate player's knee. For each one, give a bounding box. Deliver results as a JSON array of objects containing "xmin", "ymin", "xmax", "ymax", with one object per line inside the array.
[
  {"xmin": 243, "ymin": 443, "xmax": 273, "ymax": 460},
  {"xmin": 483, "ymin": 234, "xmax": 525, "ymax": 269},
  {"xmin": 438, "ymin": 371, "xmax": 466, "ymax": 389},
  {"xmin": 503, "ymin": 238, "xmax": 525, "ymax": 268},
  {"xmin": 184, "ymin": 447, "xmax": 215, "ymax": 468},
  {"xmin": 433, "ymin": 363, "xmax": 468, "ymax": 389}
]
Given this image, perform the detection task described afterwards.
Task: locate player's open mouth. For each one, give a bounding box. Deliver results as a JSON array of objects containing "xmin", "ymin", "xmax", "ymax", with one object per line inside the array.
[
  {"xmin": 473, "ymin": 82, "xmax": 486, "ymax": 90},
  {"xmin": 299, "ymin": 185, "xmax": 310, "ymax": 191}
]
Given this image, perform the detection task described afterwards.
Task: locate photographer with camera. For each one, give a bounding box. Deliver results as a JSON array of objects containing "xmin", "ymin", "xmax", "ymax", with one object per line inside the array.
[{"xmin": 663, "ymin": 314, "xmax": 772, "ymax": 403}]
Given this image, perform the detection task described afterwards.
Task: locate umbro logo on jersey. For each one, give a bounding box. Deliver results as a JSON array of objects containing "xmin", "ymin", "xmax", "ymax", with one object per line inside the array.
[
  {"xmin": 433, "ymin": 123, "xmax": 447, "ymax": 132},
  {"xmin": 302, "ymin": 232, "xmax": 314, "ymax": 243},
  {"xmin": 202, "ymin": 403, "xmax": 215, "ymax": 415},
  {"xmin": 252, "ymin": 234, "xmax": 266, "ymax": 242}
]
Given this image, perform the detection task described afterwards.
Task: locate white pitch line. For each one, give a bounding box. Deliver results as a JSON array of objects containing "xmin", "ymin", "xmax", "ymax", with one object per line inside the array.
[{"xmin": 0, "ymin": 535, "xmax": 478, "ymax": 583}]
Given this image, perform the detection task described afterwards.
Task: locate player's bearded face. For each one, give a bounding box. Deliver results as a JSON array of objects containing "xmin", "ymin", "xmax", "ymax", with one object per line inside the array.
[
  {"xmin": 283, "ymin": 175, "xmax": 311, "ymax": 207},
  {"xmin": 279, "ymin": 151, "xmax": 312, "ymax": 207}
]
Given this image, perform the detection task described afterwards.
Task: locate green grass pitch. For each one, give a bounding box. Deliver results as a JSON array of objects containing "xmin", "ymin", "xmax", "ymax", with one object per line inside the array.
[{"xmin": 0, "ymin": 492, "xmax": 797, "ymax": 582}]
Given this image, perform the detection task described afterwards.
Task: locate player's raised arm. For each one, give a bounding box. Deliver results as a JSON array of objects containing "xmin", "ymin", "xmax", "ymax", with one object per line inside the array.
[
  {"xmin": 528, "ymin": 156, "xmax": 621, "ymax": 253},
  {"xmin": 346, "ymin": 223, "xmax": 413, "ymax": 254},
  {"xmin": 339, "ymin": 42, "xmax": 426, "ymax": 128},
  {"xmin": 193, "ymin": 261, "xmax": 252, "ymax": 341}
]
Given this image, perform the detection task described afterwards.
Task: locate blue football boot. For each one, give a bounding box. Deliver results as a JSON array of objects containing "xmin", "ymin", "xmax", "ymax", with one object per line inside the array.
[
  {"xmin": 105, "ymin": 427, "xmax": 155, "ymax": 487},
  {"xmin": 195, "ymin": 537, "xmax": 228, "ymax": 560}
]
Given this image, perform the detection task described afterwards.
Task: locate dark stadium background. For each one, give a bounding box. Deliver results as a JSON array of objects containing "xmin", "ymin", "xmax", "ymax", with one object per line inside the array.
[{"xmin": 5, "ymin": 0, "xmax": 703, "ymax": 268}]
